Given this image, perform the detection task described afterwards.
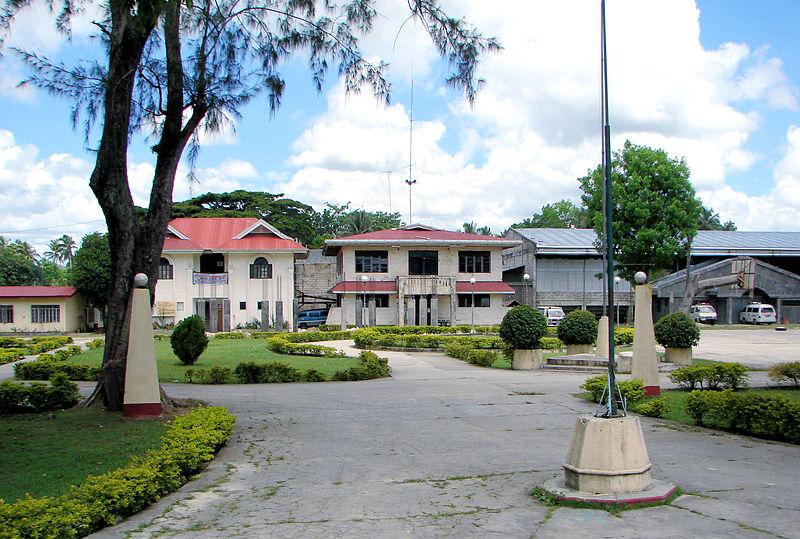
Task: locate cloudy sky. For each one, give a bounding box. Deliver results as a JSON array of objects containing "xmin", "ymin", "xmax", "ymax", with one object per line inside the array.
[{"xmin": 2, "ymin": 0, "xmax": 800, "ymax": 253}]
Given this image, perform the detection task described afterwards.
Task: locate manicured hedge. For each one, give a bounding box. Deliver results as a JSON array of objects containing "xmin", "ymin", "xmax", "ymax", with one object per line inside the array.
[
  {"xmin": 0, "ymin": 374, "xmax": 80, "ymax": 414},
  {"xmin": 557, "ymin": 309, "xmax": 597, "ymax": 345},
  {"xmin": 581, "ymin": 375, "xmax": 646, "ymax": 404},
  {"xmin": 332, "ymin": 351, "xmax": 390, "ymax": 381},
  {"xmin": 352, "ymin": 329, "xmax": 502, "ymax": 350},
  {"xmin": 632, "ymin": 397, "xmax": 672, "ymax": 418},
  {"xmin": 685, "ymin": 389, "xmax": 800, "ymax": 444},
  {"xmin": 0, "ymin": 349, "xmax": 26, "ymax": 365},
  {"xmin": 14, "ymin": 358, "xmax": 101, "ymax": 382},
  {"xmin": 668, "ymin": 363, "xmax": 749, "ymax": 390},
  {"xmin": 614, "ymin": 327, "xmax": 635, "ymax": 346},
  {"xmin": 539, "ymin": 336, "xmax": 565, "ymax": 350},
  {"xmin": 252, "ymin": 330, "xmax": 352, "ymax": 342},
  {"xmin": 0, "ymin": 406, "xmax": 235, "ymax": 537},
  {"xmin": 654, "ymin": 312, "xmax": 700, "ymax": 349},
  {"xmin": 265, "ymin": 335, "xmax": 346, "ymax": 357},
  {"xmin": 444, "ymin": 344, "xmax": 502, "ymax": 368},
  {"xmin": 232, "ymin": 351, "xmax": 389, "ymax": 383},
  {"xmin": 499, "ymin": 306, "xmax": 548, "ymax": 349},
  {"xmin": 365, "ymin": 325, "xmax": 500, "ymax": 335},
  {"xmin": 211, "ymin": 332, "xmax": 246, "ymax": 339},
  {"xmin": 185, "ymin": 366, "xmax": 233, "ymax": 384}
]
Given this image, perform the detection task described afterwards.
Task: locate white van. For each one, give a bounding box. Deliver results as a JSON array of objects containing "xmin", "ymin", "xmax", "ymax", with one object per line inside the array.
[
  {"xmin": 739, "ymin": 303, "xmax": 777, "ymax": 325},
  {"xmin": 538, "ymin": 306, "xmax": 565, "ymax": 326},
  {"xmin": 689, "ymin": 304, "xmax": 717, "ymax": 325}
]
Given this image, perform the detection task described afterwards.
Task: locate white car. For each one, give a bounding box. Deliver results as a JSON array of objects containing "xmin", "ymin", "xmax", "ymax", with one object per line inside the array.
[
  {"xmin": 689, "ymin": 304, "xmax": 717, "ymax": 325},
  {"xmin": 739, "ymin": 303, "xmax": 777, "ymax": 325},
  {"xmin": 538, "ymin": 306, "xmax": 565, "ymax": 326}
]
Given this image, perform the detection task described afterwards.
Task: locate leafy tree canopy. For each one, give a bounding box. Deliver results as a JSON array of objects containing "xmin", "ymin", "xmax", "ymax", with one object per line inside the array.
[
  {"xmin": 698, "ymin": 205, "xmax": 737, "ymax": 231},
  {"xmin": 0, "ymin": 238, "xmax": 41, "ymax": 286},
  {"xmin": 579, "ymin": 141, "xmax": 702, "ymax": 282},
  {"xmin": 308, "ymin": 202, "xmax": 403, "ymax": 247},
  {"xmin": 511, "ymin": 199, "xmax": 591, "ymax": 229},
  {"xmin": 71, "ymin": 233, "xmax": 112, "ymax": 311}
]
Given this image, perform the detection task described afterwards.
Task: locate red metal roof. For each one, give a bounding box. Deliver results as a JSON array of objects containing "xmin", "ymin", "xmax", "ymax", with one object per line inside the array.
[
  {"xmin": 0, "ymin": 286, "xmax": 78, "ymax": 298},
  {"xmin": 164, "ymin": 218, "xmax": 306, "ymax": 252},
  {"xmin": 455, "ymin": 281, "xmax": 516, "ymax": 294},
  {"xmin": 331, "ymin": 281, "xmax": 398, "ymax": 294},
  {"xmin": 333, "ymin": 229, "xmax": 510, "ymax": 242}
]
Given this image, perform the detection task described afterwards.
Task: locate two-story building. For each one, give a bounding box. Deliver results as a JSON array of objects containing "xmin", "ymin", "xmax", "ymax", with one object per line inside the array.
[
  {"xmin": 156, "ymin": 218, "xmax": 307, "ymax": 331},
  {"xmin": 323, "ymin": 225, "xmax": 521, "ymax": 327}
]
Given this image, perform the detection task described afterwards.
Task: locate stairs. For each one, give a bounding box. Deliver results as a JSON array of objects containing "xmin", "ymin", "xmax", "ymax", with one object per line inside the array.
[{"xmin": 542, "ymin": 354, "xmax": 608, "ymax": 373}]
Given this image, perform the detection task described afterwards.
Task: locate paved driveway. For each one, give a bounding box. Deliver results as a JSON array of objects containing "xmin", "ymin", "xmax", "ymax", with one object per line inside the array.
[
  {"xmin": 694, "ymin": 327, "xmax": 800, "ymax": 368},
  {"xmin": 97, "ymin": 345, "xmax": 800, "ymax": 538}
]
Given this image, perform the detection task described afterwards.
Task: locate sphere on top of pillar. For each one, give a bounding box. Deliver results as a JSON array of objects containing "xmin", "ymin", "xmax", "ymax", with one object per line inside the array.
[
  {"xmin": 134, "ymin": 273, "xmax": 149, "ymax": 288},
  {"xmin": 634, "ymin": 271, "xmax": 647, "ymax": 285}
]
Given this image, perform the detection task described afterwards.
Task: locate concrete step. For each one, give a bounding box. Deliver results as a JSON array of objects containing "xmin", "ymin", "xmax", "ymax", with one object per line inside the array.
[
  {"xmin": 541, "ymin": 364, "xmax": 608, "ymax": 373},
  {"xmin": 547, "ymin": 357, "xmax": 609, "ymax": 367}
]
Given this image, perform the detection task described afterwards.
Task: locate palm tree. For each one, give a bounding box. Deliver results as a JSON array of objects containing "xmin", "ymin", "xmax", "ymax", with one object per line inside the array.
[
  {"xmin": 7, "ymin": 240, "xmax": 38, "ymax": 261},
  {"xmin": 44, "ymin": 239, "xmax": 61, "ymax": 263},
  {"xmin": 56, "ymin": 235, "xmax": 77, "ymax": 266},
  {"xmin": 341, "ymin": 210, "xmax": 375, "ymax": 235},
  {"xmin": 477, "ymin": 226, "xmax": 493, "ymax": 236},
  {"xmin": 463, "ymin": 221, "xmax": 477, "ymax": 234}
]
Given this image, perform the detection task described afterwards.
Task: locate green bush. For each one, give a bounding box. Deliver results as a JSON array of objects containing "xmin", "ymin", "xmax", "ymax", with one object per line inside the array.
[
  {"xmin": 85, "ymin": 339, "xmax": 104, "ymax": 349},
  {"xmin": 768, "ymin": 361, "xmax": 800, "ymax": 387},
  {"xmin": 0, "ymin": 373, "xmax": 80, "ymax": 414},
  {"xmin": 365, "ymin": 325, "xmax": 499, "ymax": 335},
  {"xmin": 539, "ymin": 337, "xmax": 564, "ymax": 350},
  {"xmin": 684, "ymin": 390, "xmax": 800, "ymax": 444},
  {"xmin": 499, "ymin": 305, "xmax": 548, "ymax": 350},
  {"xmin": 634, "ymin": 397, "xmax": 672, "ymax": 418},
  {"xmin": 654, "ymin": 312, "xmax": 700, "ymax": 349},
  {"xmin": 669, "ymin": 363, "xmax": 749, "ymax": 390},
  {"xmin": 212, "ymin": 332, "xmax": 245, "ymax": 339},
  {"xmin": 614, "ymin": 327, "xmax": 635, "ymax": 346},
  {"xmin": 353, "ymin": 329, "xmax": 502, "ymax": 350},
  {"xmin": 253, "ymin": 330, "xmax": 352, "ymax": 342},
  {"xmin": 266, "ymin": 335, "xmax": 345, "ymax": 357},
  {"xmin": 170, "ymin": 315, "xmax": 209, "ymax": 366},
  {"xmin": 581, "ymin": 375, "xmax": 646, "ymax": 404},
  {"xmin": 443, "ymin": 343, "xmax": 502, "ymax": 368},
  {"xmin": 184, "ymin": 366, "xmax": 233, "ymax": 384},
  {"xmin": 319, "ymin": 324, "xmax": 356, "ymax": 331},
  {"xmin": 0, "ymin": 406, "xmax": 235, "ymax": 537},
  {"xmin": 232, "ymin": 362, "xmax": 302, "ymax": 383},
  {"xmin": 302, "ymin": 369, "xmax": 328, "ymax": 382},
  {"xmin": 14, "ymin": 358, "xmax": 101, "ymax": 382},
  {"xmin": 0, "ymin": 348, "xmax": 26, "ymax": 365},
  {"xmin": 557, "ymin": 310, "xmax": 598, "ymax": 345},
  {"xmin": 0, "ymin": 337, "xmax": 27, "ymax": 349},
  {"xmin": 332, "ymin": 351, "xmax": 390, "ymax": 381}
]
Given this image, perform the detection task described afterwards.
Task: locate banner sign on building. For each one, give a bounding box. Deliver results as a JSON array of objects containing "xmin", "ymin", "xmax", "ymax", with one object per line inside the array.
[{"xmin": 192, "ymin": 273, "xmax": 228, "ymax": 285}]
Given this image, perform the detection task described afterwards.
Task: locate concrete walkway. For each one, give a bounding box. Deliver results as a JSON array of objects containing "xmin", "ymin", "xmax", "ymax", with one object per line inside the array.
[
  {"xmin": 694, "ymin": 327, "xmax": 800, "ymax": 368},
  {"xmin": 96, "ymin": 344, "xmax": 800, "ymax": 539}
]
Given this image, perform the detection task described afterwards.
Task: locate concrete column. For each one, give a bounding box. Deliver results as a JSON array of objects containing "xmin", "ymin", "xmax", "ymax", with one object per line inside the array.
[
  {"xmin": 275, "ymin": 300, "xmax": 284, "ymax": 331},
  {"xmin": 261, "ymin": 300, "xmax": 270, "ymax": 330},
  {"xmin": 368, "ymin": 296, "xmax": 377, "ymax": 326},
  {"xmin": 124, "ymin": 279, "xmax": 161, "ymax": 419},
  {"xmin": 430, "ymin": 297, "xmax": 439, "ymax": 327},
  {"xmin": 292, "ymin": 298, "xmax": 299, "ymax": 332},
  {"xmin": 631, "ymin": 284, "xmax": 660, "ymax": 395},
  {"xmin": 419, "ymin": 296, "xmax": 429, "ymax": 326},
  {"xmin": 406, "ymin": 296, "xmax": 416, "ymax": 326},
  {"xmin": 596, "ymin": 315, "xmax": 609, "ymax": 358},
  {"xmin": 340, "ymin": 299, "xmax": 347, "ymax": 330},
  {"xmin": 355, "ymin": 297, "xmax": 363, "ymax": 327},
  {"xmin": 398, "ymin": 293, "xmax": 405, "ymax": 327}
]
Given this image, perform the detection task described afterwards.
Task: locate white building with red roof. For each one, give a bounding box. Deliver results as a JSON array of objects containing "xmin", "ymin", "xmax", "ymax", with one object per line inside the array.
[
  {"xmin": 323, "ymin": 225, "xmax": 522, "ymax": 327},
  {"xmin": 157, "ymin": 218, "xmax": 307, "ymax": 331},
  {"xmin": 0, "ymin": 286, "xmax": 88, "ymax": 333}
]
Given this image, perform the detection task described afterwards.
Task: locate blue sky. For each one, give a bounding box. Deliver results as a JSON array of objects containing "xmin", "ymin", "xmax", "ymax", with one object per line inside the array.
[{"xmin": 1, "ymin": 0, "xmax": 800, "ymax": 254}]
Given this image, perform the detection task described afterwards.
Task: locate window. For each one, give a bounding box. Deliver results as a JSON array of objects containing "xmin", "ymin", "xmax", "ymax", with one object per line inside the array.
[
  {"xmin": 257, "ymin": 301, "xmax": 264, "ymax": 310},
  {"xmin": 458, "ymin": 294, "xmax": 490, "ymax": 308},
  {"xmin": 158, "ymin": 257, "xmax": 173, "ymax": 280},
  {"xmin": 176, "ymin": 302, "xmax": 184, "ymax": 312},
  {"xmin": 459, "ymin": 251, "xmax": 491, "ymax": 273},
  {"xmin": 250, "ymin": 257, "xmax": 273, "ymax": 279},
  {"xmin": 239, "ymin": 301, "xmax": 247, "ymax": 310},
  {"xmin": 363, "ymin": 295, "xmax": 389, "ymax": 308},
  {"xmin": 408, "ymin": 250, "xmax": 438, "ymax": 275},
  {"xmin": 0, "ymin": 305, "xmax": 12, "ymax": 324},
  {"xmin": 355, "ymin": 250, "xmax": 388, "ymax": 273},
  {"xmin": 31, "ymin": 304, "xmax": 60, "ymax": 323}
]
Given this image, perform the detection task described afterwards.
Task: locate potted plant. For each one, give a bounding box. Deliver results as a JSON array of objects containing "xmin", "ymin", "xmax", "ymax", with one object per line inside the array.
[
  {"xmin": 557, "ymin": 309, "xmax": 598, "ymax": 355},
  {"xmin": 499, "ymin": 305, "xmax": 548, "ymax": 370},
  {"xmin": 654, "ymin": 311, "xmax": 700, "ymax": 366}
]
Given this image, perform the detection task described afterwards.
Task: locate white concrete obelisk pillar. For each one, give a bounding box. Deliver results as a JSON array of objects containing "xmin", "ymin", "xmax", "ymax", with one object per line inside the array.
[
  {"xmin": 596, "ymin": 315, "xmax": 610, "ymax": 357},
  {"xmin": 631, "ymin": 272, "xmax": 660, "ymax": 396},
  {"xmin": 123, "ymin": 273, "xmax": 162, "ymax": 419}
]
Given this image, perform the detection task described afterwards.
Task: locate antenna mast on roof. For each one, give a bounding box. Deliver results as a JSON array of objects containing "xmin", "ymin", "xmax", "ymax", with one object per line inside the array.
[{"xmin": 405, "ymin": 63, "xmax": 416, "ymax": 225}]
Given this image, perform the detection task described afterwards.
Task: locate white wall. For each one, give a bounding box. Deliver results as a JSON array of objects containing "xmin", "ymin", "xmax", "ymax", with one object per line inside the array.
[{"xmin": 341, "ymin": 246, "xmax": 503, "ymax": 282}]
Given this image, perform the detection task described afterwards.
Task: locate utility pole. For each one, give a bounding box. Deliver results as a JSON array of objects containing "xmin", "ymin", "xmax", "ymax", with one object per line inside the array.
[{"xmin": 406, "ymin": 69, "xmax": 416, "ymax": 224}]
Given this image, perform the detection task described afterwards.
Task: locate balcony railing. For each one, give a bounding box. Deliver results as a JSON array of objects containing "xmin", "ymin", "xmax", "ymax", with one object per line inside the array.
[{"xmin": 398, "ymin": 275, "xmax": 455, "ymax": 296}]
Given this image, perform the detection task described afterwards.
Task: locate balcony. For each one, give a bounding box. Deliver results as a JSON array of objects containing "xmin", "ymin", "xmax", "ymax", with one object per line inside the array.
[{"xmin": 398, "ymin": 275, "xmax": 455, "ymax": 296}]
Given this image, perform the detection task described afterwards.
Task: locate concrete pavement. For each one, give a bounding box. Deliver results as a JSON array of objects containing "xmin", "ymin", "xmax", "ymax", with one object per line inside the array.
[
  {"xmin": 95, "ymin": 344, "xmax": 800, "ymax": 539},
  {"xmin": 693, "ymin": 327, "xmax": 800, "ymax": 368}
]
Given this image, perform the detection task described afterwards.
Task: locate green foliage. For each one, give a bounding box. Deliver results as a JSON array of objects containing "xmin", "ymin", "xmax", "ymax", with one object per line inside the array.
[
  {"xmin": 614, "ymin": 327, "xmax": 635, "ymax": 346},
  {"xmin": 668, "ymin": 363, "xmax": 748, "ymax": 390},
  {"xmin": 319, "ymin": 324, "xmax": 356, "ymax": 331},
  {"xmin": 633, "ymin": 397, "xmax": 672, "ymax": 418},
  {"xmin": 85, "ymin": 339, "xmax": 104, "ymax": 349},
  {"xmin": 0, "ymin": 337, "xmax": 27, "ymax": 348},
  {"xmin": 654, "ymin": 312, "xmax": 700, "ymax": 349},
  {"xmin": 352, "ymin": 325, "xmax": 499, "ymax": 336},
  {"xmin": 0, "ymin": 406, "xmax": 235, "ymax": 537},
  {"xmin": 768, "ymin": 362, "xmax": 800, "ymax": 387},
  {"xmin": 251, "ymin": 330, "xmax": 352, "ymax": 342},
  {"xmin": 302, "ymin": 369, "xmax": 327, "ymax": 382},
  {"xmin": 557, "ymin": 310, "xmax": 598, "ymax": 345},
  {"xmin": 233, "ymin": 361, "xmax": 301, "ymax": 383},
  {"xmin": 308, "ymin": 202, "xmax": 405, "ymax": 248},
  {"xmin": 170, "ymin": 315, "xmax": 209, "ymax": 365},
  {"xmin": 0, "ymin": 239, "xmax": 41, "ymax": 286},
  {"xmin": 71, "ymin": 232, "xmax": 112, "ymax": 310},
  {"xmin": 332, "ymin": 351, "xmax": 390, "ymax": 381},
  {"xmin": 444, "ymin": 344, "xmax": 502, "ymax": 368},
  {"xmin": 581, "ymin": 375, "xmax": 646, "ymax": 404},
  {"xmin": 0, "ymin": 374, "xmax": 80, "ymax": 414},
  {"xmin": 511, "ymin": 199, "xmax": 590, "ymax": 229},
  {"xmin": 684, "ymin": 390, "xmax": 799, "ymax": 443},
  {"xmin": 499, "ymin": 305, "xmax": 548, "ymax": 350},
  {"xmin": 211, "ymin": 332, "xmax": 245, "ymax": 339},
  {"xmin": 353, "ymin": 329, "xmax": 502, "ymax": 350},
  {"xmin": 0, "ymin": 349, "xmax": 26, "ymax": 365},
  {"xmin": 184, "ymin": 366, "xmax": 233, "ymax": 384},
  {"xmin": 539, "ymin": 336, "xmax": 565, "ymax": 350},
  {"xmin": 266, "ymin": 335, "xmax": 345, "ymax": 357},
  {"xmin": 579, "ymin": 141, "xmax": 702, "ymax": 282},
  {"xmin": 14, "ymin": 357, "xmax": 101, "ymax": 382}
]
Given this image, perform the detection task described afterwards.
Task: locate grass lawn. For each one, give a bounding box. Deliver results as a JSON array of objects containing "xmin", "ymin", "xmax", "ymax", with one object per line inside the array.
[
  {"xmin": 0, "ymin": 406, "xmax": 167, "ymax": 503},
  {"xmin": 64, "ymin": 338, "xmax": 361, "ymax": 382}
]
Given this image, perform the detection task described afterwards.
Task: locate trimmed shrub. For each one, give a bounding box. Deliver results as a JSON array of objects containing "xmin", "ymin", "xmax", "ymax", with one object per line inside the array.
[
  {"xmin": 444, "ymin": 343, "xmax": 502, "ymax": 368},
  {"xmin": 232, "ymin": 362, "xmax": 302, "ymax": 383},
  {"xmin": 581, "ymin": 375, "xmax": 646, "ymax": 404},
  {"xmin": 0, "ymin": 348, "xmax": 26, "ymax": 365},
  {"xmin": 252, "ymin": 330, "xmax": 352, "ymax": 342},
  {"xmin": 614, "ymin": 327, "xmax": 635, "ymax": 346},
  {"xmin": 171, "ymin": 315, "xmax": 208, "ymax": 365},
  {"xmin": 266, "ymin": 335, "xmax": 345, "ymax": 357},
  {"xmin": 0, "ymin": 373, "xmax": 80, "ymax": 413},
  {"xmin": 352, "ymin": 330, "xmax": 502, "ymax": 350},
  {"xmin": 0, "ymin": 337, "xmax": 27, "ymax": 348},
  {"xmin": 302, "ymin": 369, "xmax": 327, "ymax": 382},
  {"xmin": 654, "ymin": 312, "xmax": 700, "ymax": 349},
  {"xmin": 184, "ymin": 366, "xmax": 233, "ymax": 384},
  {"xmin": 499, "ymin": 306, "xmax": 548, "ymax": 349},
  {"xmin": 669, "ymin": 363, "xmax": 748, "ymax": 390},
  {"xmin": 86, "ymin": 339, "xmax": 104, "ymax": 349},
  {"xmin": 212, "ymin": 332, "xmax": 245, "ymax": 340},
  {"xmin": 539, "ymin": 337, "xmax": 564, "ymax": 350},
  {"xmin": 634, "ymin": 397, "xmax": 672, "ymax": 418},
  {"xmin": 557, "ymin": 310, "xmax": 598, "ymax": 345},
  {"xmin": 332, "ymin": 351, "xmax": 390, "ymax": 381},
  {"xmin": 768, "ymin": 361, "xmax": 800, "ymax": 387},
  {"xmin": 0, "ymin": 406, "xmax": 235, "ymax": 537},
  {"xmin": 14, "ymin": 359, "xmax": 101, "ymax": 382}
]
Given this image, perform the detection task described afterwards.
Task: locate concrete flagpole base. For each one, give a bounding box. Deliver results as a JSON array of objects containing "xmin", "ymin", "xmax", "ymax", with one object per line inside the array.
[{"xmin": 123, "ymin": 274, "xmax": 162, "ymax": 419}]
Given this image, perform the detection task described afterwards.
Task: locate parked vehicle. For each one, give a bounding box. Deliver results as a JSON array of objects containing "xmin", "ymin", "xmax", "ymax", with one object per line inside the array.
[
  {"xmin": 739, "ymin": 303, "xmax": 777, "ymax": 325},
  {"xmin": 689, "ymin": 304, "xmax": 717, "ymax": 325},
  {"xmin": 297, "ymin": 309, "xmax": 329, "ymax": 329},
  {"xmin": 538, "ymin": 306, "xmax": 566, "ymax": 326}
]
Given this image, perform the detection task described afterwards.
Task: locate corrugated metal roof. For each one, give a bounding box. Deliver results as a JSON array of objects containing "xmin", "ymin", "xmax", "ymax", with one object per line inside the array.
[
  {"xmin": 0, "ymin": 286, "xmax": 78, "ymax": 298},
  {"xmin": 510, "ymin": 228, "xmax": 800, "ymax": 256},
  {"xmin": 164, "ymin": 218, "xmax": 306, "ymax": 253}
]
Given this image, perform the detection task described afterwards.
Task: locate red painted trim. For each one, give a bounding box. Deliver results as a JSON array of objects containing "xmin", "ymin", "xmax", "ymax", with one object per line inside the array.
[
  {"xmin": 124, "ymin": 402, "xmax": 162, "ymax": 419},
  {"xmin": 557, "ymin": 485, "xmax": 677, "ymax": 506},
  {"xmin": 644, "ymin": 385, "xmax": 661, "ymax": 396}
]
